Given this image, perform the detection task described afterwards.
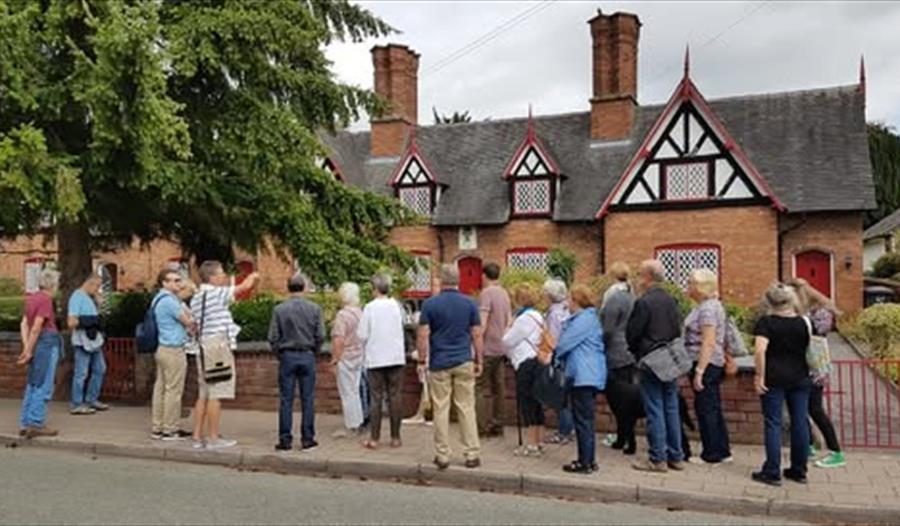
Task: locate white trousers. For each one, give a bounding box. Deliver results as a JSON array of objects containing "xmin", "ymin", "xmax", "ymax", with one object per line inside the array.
[{"xmin": 337, "ymin": 356, "xmax": 364, "ymax": 430}]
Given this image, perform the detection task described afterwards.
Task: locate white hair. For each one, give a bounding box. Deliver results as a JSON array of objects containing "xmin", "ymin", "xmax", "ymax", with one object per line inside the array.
[
  {"xmin": 371, "ymin": 273, "xmax": 392, "ymax": 295},
  {"xmin": 38, "ymin": 269, "xmax": 60, "ymax": 291},
  {"xmin": 542, "ymin": 278, "xmax": 568, "ymax": 303},
  {"xmin": 338, "ymin": 282, "xmax": 360, "ymax": 307}
]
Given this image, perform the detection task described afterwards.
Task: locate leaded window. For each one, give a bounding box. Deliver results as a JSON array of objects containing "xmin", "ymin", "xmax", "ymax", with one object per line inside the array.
[
  {"xmin": 655, "ymin": 245, "xmax": 720, "ymax": 290},
  {"xmin": 664, "ymin": 162, "xmax": 709, "ymax": 200},
  {"xmin": 513, "ymin": 180, "xmax": 551, "ymax": 215},
  {"xmin": 398, "ymin": 186, "xmax": 432, "ymax": 216},
  {"xmin": 405, "ymin": 253, "xmax": 432, "ymax": 296},
  {"xmin": 506, "ymin": 249, "xmax": 549, "ymax": 272}
]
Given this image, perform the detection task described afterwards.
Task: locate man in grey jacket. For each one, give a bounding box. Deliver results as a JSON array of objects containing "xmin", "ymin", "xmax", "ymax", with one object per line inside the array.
[{"xmin": 268, "ymin": 273, "xmax": 324, "ymax": 452}]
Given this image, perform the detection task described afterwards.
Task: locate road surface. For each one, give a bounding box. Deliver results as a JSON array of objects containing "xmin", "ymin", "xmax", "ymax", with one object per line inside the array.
[{"xmin": 0, "ymin": 447, "xmax": 800, "ymax": 525}]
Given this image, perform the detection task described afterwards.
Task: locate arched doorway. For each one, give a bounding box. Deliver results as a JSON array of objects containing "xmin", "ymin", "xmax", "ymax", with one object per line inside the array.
[
  {"xmin": 457, "ymin": 257, "xmax": 482, "ymax": 296},
  {"xmin": 795, "ymin": 250, "xmax": 833, "ymax": 298}
]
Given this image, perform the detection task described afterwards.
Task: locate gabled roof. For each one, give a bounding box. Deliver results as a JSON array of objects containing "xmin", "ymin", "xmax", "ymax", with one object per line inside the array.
[
  {"xmin": 388, "ymin": 130, "xmax": 440, "ymax": 186},
  {"xmin": 502, "ymin": 110, "xmax": 561, "ymax": 179},
  {"xmin": 320, "ymin": 84, "xmax": 875, "ymax": 225},
  {"xmin": 864, "ymin": 209, "xmax": 900, "ymax": 240}
]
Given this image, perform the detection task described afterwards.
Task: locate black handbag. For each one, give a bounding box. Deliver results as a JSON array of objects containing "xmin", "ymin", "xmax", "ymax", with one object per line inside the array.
[
  {"xmin": 533, "ymin": 362, "xmax": 568, "ymax": 410},
  {"xmin": 638, "ymin": 337, "xmax": 692, "ymax": 382}
]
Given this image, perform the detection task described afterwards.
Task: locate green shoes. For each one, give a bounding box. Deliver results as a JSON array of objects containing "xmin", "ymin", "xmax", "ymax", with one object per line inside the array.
[
  {"xmin": 809, "ymin": 444, "xmax": 819, "ymax": 458},
  {"xmin": 815, "ymin": 451, "xmax": 846, "ymax": 468}
]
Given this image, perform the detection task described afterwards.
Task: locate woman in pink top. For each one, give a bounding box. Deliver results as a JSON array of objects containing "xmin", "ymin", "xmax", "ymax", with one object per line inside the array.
[{"xmin": 330, "ymin": 282, "xmax": 365, "ymax": 438}]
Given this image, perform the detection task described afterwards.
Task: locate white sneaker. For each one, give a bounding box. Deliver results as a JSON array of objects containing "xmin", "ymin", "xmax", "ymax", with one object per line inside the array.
[
  {"xmin": 331, "ymin": 429, "xmax": 348, "ymax": 439},
  {"xmin": 403, "ymin": 416, "xmax": 426, "ymax": 425},
  {"xmin": 191, "ymin": 440, "xmax": 205, "ymax": 450},
  {"xmin": 206, "ymin": 438, "xmax": 237, "ymax": 450},
  {"xmin": 721, "ymin": 456, "xmax": 734, "ymax": 464}
]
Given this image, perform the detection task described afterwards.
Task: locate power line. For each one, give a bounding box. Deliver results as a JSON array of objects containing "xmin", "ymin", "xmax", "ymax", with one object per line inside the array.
[
  {"xmin": 644, "ymin": 1, "xmax": 773, "ymax": 88},
  {"xmin": 422, "ymin": 0, "xmax": 557, "ymax": 79}
]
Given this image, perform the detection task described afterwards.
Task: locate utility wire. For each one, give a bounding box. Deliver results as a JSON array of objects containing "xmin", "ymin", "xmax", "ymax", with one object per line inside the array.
[{"xmin": 422, "ymin": 0, "xmax": 557, "ymax": 79}]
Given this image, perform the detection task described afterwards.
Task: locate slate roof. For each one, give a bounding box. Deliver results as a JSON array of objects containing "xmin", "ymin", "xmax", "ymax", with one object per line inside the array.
[
  {"xmin": 320, "ymin": 84, "xmax": 875, "ymax": 226},
  {"xmin": 864, "ymin": 208, "xmax": 900, "ymax": 240}
]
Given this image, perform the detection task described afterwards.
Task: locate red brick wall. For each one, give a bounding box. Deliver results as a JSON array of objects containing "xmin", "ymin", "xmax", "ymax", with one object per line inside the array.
[
  {"xmin": 781, "ymin": 212, "xmax": 864, "ymax": 313},
  {"xmin": 604, "ymin": 206, "xmax": 779, "ymax": 307},
  {"xmin": 0, "ymin": 334, "xmax": 763, "ymax": 443}
]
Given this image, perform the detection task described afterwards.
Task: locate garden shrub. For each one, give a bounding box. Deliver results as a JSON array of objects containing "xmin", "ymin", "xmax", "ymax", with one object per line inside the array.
[
  {"xmin": 547, "ymin": 248, "xmax": 577, "ymax": 286},
  {"xmin": 0, "ymin": 296, "xmax": 24, "ymax": 332},
  {"xmin": 854, "ymin": 303, "xmax": 900, "ymax": 360},
  {"xmin": 0, "ymin": 278, "xmax": 23, "ymax": 296},
  {"xmin": 872, "ymin": 252, "xmax": 900, "ymax": 279},
  {"xmin": 231, "ymin": 294, "xmax": 280, "ymax": 342},
  {"xmin": 102, "ymin": 291, "xmax": 153, "ymax": 338},
  {"xmin": 500, "ymin": 269, "xmax": 549, "ymax": 309}
]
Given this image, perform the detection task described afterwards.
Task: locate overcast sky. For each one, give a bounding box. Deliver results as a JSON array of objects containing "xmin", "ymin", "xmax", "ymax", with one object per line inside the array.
[{"xmin": 326, "ymin": 1, "xmax": 899, "ymax": 131}]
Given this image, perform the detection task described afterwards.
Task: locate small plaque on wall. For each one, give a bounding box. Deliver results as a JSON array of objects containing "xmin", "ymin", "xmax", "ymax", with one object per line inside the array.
[{"xmin": 459, "ymin": 227, "xmax": 478, "ymax": 251}]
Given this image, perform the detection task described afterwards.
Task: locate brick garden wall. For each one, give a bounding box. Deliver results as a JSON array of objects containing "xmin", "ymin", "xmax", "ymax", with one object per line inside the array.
[{"xmin": 1, "ymin": 333, "xmax": 763, "ymax": 443}]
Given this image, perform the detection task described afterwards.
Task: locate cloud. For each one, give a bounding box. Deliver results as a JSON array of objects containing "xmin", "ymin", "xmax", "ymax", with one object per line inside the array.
[{"xmin": 326, "ymin": 1, "xmax": 900, "ymax": 129}]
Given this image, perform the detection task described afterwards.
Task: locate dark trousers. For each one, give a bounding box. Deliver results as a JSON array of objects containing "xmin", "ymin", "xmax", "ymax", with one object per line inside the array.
[
  {"xmin": 278, "ymin": 351, "xmax": 316, "ymax": 445},
  {"xmin": 515, "ymin": 358, "xmax": 544, "ymax": 427},
  {"xmin": 760, "ymin": 380, "xmax": 811, "ymax": 479},
  {"xmin": 571, "ymin": 386, "xmax": 598, "ymax": 466},
  {"xmin": 693, "ymin": 364, "xmax": 732, "ymax": 462},
  {"xmin": 369, "ymin": 365, "xmax": 404, "ymax": 441},
  {"xmin": 606, "ymin": 365, "xmax": 639, "ymax": 448},
  {"xmin": 476, "ymin": 355, "xmax": 506, "ymax": 433},
  {"xmin": 808, "ymin": 383, "xmax": 841, "ymax": 452}
]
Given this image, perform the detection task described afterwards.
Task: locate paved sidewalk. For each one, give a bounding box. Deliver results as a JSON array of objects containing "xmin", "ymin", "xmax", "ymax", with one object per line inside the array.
[{"xmin": 1, "ymin": 400, "xmax": 898, "ymax": 524}]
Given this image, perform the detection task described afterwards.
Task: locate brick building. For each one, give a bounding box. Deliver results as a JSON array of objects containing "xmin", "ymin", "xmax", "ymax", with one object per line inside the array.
[
  {"xmin": 320, "ymin": 9, "xmax": 875, "ymax": 312},
  {"xmin": 1, "ymin": 9, "xmax": 875, "ymax": 313}
]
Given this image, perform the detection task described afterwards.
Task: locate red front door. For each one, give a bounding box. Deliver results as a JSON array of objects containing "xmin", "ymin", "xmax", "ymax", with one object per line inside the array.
[
  {"xmin": 457, "ymin": 257, "xmax": 483, "ymax": 296},
  {"xmin": 795, "ymin": 250, "xmax": 832, "ymax": 298},
  {"xmin": 235, "ymin": 260, "xmax": 256, "ymax": 301}
]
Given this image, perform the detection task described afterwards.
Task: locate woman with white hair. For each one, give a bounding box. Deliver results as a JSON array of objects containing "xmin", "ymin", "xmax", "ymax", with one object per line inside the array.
[
  {"xmin": 357, "ymin": 273, "xmax": 406, "ymax": 449},
  {"xmin": 330, "ymin": 282, "xmax": 365, "ymax": 438},
  {"xmin": 18, "ymin": 269, "xmax": 62, "ymax": 438},
  {"xmin": 751, "ymin": 283, "xmax": 811, "ymax": 486},
  {"xmin": 542, "ymin": 278, "xmax": 574, "ymax": 445},
  {"xmin": 684, "ymin": 269, "xmax": 732, "ymax": 464}
]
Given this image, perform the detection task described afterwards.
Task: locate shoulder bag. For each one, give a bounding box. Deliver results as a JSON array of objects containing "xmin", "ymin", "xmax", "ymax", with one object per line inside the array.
[
  {"xmin": 198, "ymin": 292, "xmax": 234, "ymax": 384},
  {"xmin": 803, "ymin": 316, "xmax": 832, "ymax": 379},
  {"xmin": 638, "ymin": 337, "xmax": 692, "ymax": 382}
]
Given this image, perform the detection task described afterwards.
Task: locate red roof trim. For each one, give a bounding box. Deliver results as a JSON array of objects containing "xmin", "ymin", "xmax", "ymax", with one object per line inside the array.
[
  {"xmin": 596, "ymin": 73, "xmax": 785, "ymax": 218},
  {"xmin": 502, "ymin": 111, "xmax": 561, "ymax": 179},
  {"xmin": 506, "ymin": 246, "xmax": 548, "ymax": 255},
  {"xmin": 323, "ymin": 157, "xmax": 345, "ymax": 182}
]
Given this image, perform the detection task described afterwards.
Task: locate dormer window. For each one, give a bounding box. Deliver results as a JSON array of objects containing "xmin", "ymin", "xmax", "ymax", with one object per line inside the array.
[
  {"xmin": 662, "ymin": 160, "xmax": 710, "ymax": 201},
  {"xmin": 390, "ymin": 137, "xmax": 438, "ymax": 217},
  {"xmin": 504, "ymin": 113, "xmax": 561, "ymax": 218}
]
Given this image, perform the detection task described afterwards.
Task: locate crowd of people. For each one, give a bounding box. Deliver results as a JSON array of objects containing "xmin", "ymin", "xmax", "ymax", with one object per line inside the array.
[{"xmin": 16, "ymin": 256, "xmax": 846, "ymax": 483}]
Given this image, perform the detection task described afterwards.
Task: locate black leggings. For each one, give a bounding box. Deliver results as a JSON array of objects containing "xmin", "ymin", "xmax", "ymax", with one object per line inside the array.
[
  {"xmin": 808, "ymin": 383, "xmax": 841, "ymax": 452},
  {"xmin": 516, "ymin": 358, "xmax": 545, "ymax": 427}
]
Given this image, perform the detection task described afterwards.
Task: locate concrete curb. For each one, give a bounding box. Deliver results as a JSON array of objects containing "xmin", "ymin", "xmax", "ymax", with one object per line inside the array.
[{"xmin": 3, "ymin": 433, "xmax": 898, "ymax": 524}]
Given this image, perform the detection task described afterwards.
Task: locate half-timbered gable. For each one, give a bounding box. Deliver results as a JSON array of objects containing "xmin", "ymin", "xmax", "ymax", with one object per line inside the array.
[
  {"xmin": 503, "ymin": 112, "xmax": 562, "ymax": 218},
  {"xmin": 389, "ymin": 134, "xmax": 439, "ymax": 217},
  {"xmin": 598, "ymin": 62, "xmax": 785, "ymax": 216},
  {"xmin": 320, "ymin": 157, "xmax": 344, "ymax": 182}
]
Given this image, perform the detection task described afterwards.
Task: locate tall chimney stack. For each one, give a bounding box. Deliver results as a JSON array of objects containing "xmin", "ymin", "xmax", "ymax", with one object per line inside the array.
[
  {"xmin": 588, "ymin": 11, "xmax": 641, "ymax": 141},
  {"xmin": 370, "ymin": 44, "xmax": 419, "ymax": 157}
]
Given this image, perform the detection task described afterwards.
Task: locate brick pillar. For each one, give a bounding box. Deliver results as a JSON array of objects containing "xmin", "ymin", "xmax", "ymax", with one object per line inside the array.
[
  {"xmin": 588, "ymin": 11, "xmax": 641, "ymax": 141},
  {"xmin": 370, "ymin": 44, "xmax": 419, "ymax": 157}
]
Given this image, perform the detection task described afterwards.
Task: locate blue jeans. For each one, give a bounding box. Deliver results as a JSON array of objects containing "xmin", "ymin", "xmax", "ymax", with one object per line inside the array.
[
  {"xmin": 639, "ymin": 370, "xmax": 683, "ymax": 463},
  {"xmin": 71, "ymin": 346, "xmax": 106, "ymax": 408},
  {"xmin": 571, "ymin": 386, "xmax": 597, "ymax": 466},
  {"xmin": 278, "ymin": 351, "xmax": 317, "ymax": 445},
  {"xmin": 694, "ymin": 364, "xmax": 731, "ymax": 462},
  {"xmin": 558, "ymin": 405, "xmax": 575, "ymax": 436},
  {"xmin": 20, "ymin": 333, "xmax": 60, "ymax": 428},
  {"xmin": 760, "ymin": 380, "xmax": 811, "ymax": 479},
  {"xmin": 360, "ymin": 368, "xmax": 371, "ymax": 425}
]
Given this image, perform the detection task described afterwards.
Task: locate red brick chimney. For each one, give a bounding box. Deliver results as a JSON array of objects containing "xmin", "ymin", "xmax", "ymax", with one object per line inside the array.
[
  {"xmin": 370, "ymin": 44, "xmax": 419, "ymax": 157},
  {"xmin": 588, "ymin": 11, "xmax": 641, "ymax": 141}
]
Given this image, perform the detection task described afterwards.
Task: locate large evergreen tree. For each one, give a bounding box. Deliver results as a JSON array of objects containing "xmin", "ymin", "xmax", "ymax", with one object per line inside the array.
[
  {"xmin": 867, "ymin": 122, "xmax": 900, "ymax": 227},
  {"xmin": 0, "ymin": 0, "xmax": 411, "ymax": 297}
]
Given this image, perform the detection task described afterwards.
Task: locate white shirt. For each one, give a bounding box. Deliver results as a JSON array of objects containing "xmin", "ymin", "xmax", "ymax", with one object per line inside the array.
[
  {"xmin": 356, "ymin": 297, "xmax": 406, "ymax": 369},
  {"xmin": 191, "ymin": 284, "xmax": 241, "ymax": 350},
  {"xmin": 502, "ymin": 309, "xmax": 542, "ymax": 370}
]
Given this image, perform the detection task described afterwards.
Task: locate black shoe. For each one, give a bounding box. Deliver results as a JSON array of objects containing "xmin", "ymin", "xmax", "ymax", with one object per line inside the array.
[
  {"xmin": 783, "ymin": 469, "xmax": 808, "ymax": 484},
  {"xmin": 464, "ymin": 458, "xmax": 481, "ymax": 469},
  {"xmin": 175, "ymin": 429, "xmax": 192, "ymax": 438},
  {"xmin": 275, "ymin": 442, "xmax": 292, "ymax": 452},
  {"xmin": 301, "ymin": 440, "xmax": 318, "ymax": 451},
  {"xmin": 433, "ymin": 457, "xmax": 450, "ymax": 470},
  {"xmin": 563, "ymin": 460, "xmax": 594, "ymax": 474},
  {"xmin": 751, "ymin": 471, "xmax": 782, "ymax": 487}
]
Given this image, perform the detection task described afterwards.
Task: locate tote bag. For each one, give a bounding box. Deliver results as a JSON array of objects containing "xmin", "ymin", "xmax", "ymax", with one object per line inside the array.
[
  {"xmin": 803, "ymin": 317, "xmax": 832, "ymax": 378},
  {"xmin": 638, "ymin": 337, "xmax": 692, "ymax": 382}
]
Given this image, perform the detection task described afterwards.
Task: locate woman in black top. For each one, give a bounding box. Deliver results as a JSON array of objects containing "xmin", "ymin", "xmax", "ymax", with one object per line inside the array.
[{"xmin": 751, "ymin": 283, "xmax": 811, "ymax": 486}]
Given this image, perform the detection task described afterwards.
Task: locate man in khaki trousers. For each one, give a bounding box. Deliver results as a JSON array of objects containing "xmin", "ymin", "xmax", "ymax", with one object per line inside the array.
[
  {"xmin": 417, "ymin": 264, "xmax": 483, "ymax": 470},
  {"xmin": 150, "ymin": 269, "xmax": 193, "ymax": 440}
]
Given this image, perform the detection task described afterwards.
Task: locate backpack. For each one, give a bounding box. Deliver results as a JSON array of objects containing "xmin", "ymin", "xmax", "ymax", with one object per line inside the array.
[{"xmin": 135, "ymin": 295, "xmax": 165, "ymax": 354}]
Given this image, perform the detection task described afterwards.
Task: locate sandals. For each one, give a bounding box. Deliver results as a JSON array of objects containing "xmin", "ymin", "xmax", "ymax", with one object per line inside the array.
[
  {"xmin": 390, "ymin": 438, "xmax": 402, "ymax": 448},
  {"xmin": 543, "ymin": 432, "xmax": 575, "ymax": 445},
  {"xmin": 361, "ymin": 439, "xmax": 379, "ymax": 450},
  {"xmin": 514, "ymin": 445, "xmax": 544, "ymax": 457}
]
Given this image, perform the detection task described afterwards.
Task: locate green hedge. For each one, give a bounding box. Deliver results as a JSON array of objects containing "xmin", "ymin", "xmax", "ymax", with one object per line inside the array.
[
  {"xmin": 0, "ymin": 296, "xmax": 24, "ymax": 332},
  {"xmin": 872, "ymin": 252, "xmax": 900, "ymax": 279}
]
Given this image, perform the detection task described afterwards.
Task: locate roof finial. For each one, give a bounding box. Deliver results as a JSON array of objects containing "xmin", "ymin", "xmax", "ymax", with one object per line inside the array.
[
  {"xmin": 858, "ymin": 54, "xmax": 866, "ymax": 95},
  {"xmin": 683, "ymin": 44, "xmax": 690, "ymax": 79},
  {"xmin": 527, "ymin": 104, "xmax": 536, "ymax": 140}
]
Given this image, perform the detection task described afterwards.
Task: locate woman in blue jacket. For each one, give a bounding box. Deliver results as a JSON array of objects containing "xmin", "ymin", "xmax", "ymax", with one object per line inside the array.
[{"xmin": 555, "ymin": 284, "xmax": 607, "ymax": 474}]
